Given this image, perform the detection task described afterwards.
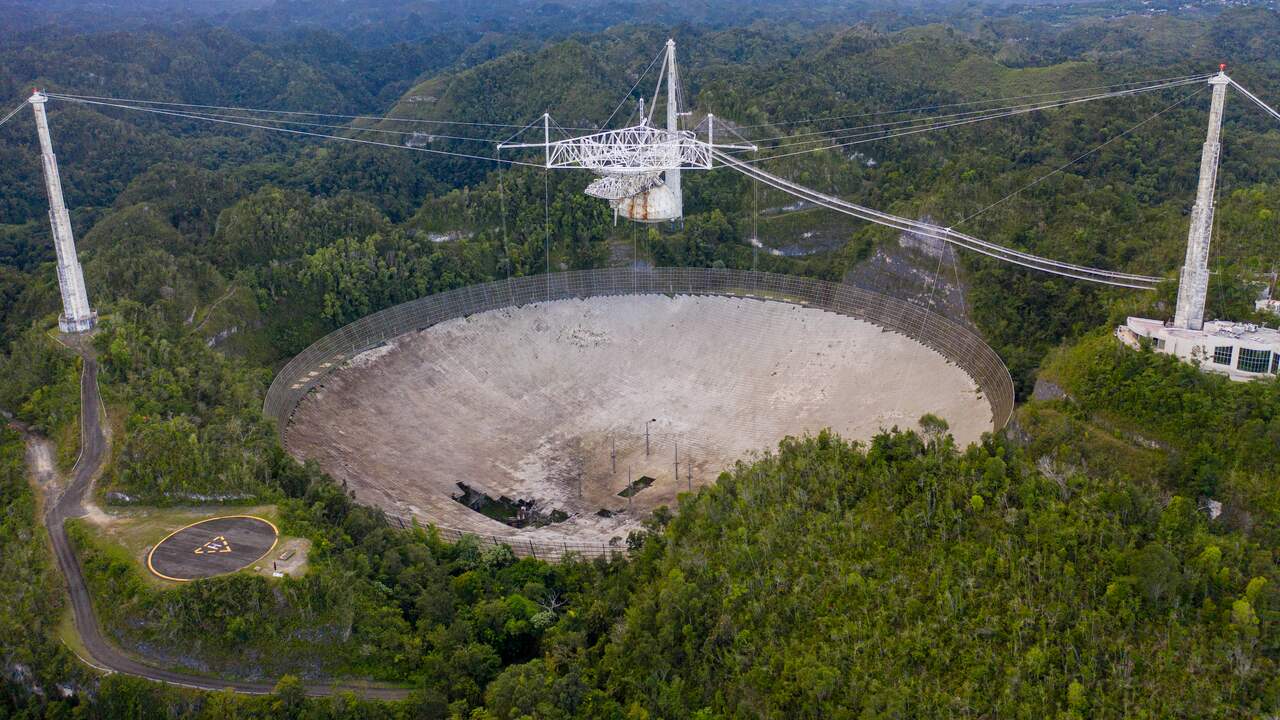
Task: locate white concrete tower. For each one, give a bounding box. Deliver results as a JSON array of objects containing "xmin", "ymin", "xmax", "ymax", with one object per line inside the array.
[
  {"xmin": 1173, "ymin": 70, "xmax": 1231, "ymax": 331},
  {"xmin": 664, "ymin": 38, "xmax": 682, "ymax": 220},
  {"xmin": 29, "ymin": 90, "xmax": 95, "ymax": 333}
]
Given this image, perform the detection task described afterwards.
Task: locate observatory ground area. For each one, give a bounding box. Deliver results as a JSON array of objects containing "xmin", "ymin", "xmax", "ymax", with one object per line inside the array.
[{"xmin": 287, "ymin": 294, "xmax": 991, "ymax": 545}]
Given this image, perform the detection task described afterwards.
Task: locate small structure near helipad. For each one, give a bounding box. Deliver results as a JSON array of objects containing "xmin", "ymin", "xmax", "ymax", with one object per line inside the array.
[{"xmin": 147, "ymin": 516, "xmax": 278, "ymax": 582}]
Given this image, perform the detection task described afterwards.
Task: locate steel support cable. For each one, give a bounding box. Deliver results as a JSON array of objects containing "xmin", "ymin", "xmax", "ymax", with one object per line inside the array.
[
  {"xmin": 713, "ymin": 149, "xmax": 1161, "ymax": 287},
  {"xmin": 739, "ymin": 76, "xmax": 1209, "ymax": 148},
  {"xmin": 44, "ymin": 101, "xmax": 513, "ymax": 145},
  {"xmin": 0, "ymin": 100, "xmax": 26, "ymax": 129},
  {"xmin": 45, "ymin": 91, "xmax": 601, "ymax": 130},
  {"xmin": 50, "ymin": 95, "xmax": 545, "ymax": 167},
  {"xmin": 736, "ymin": 157, "xmax": 1160, "ymax": 285},
  {"xmin": 719, "ymin": 85, "xmax": 1196, "ymax": 159},
  {"xmin": 647, "ymin": 52, "xmax": 668, "ymax": 126},
  {"xmin": 732, "ymin": 72, "xmax": 1215, "ymax": 131},
  {"xmin": 1229, "ymin": 80, "xmax": 1280, "ymax": 124},
  {"xmin": 952, "ymin": 85, "xmax": 1205, "ymax": 230},
  {"xmin": 601, "ymin": 45, "xmax": 667, "ymax": 129},
  {"xmin": 738, "ymin": 80, "xmax": 1205, "ymax": 164},
  {"xmin": 499, "ymin": 115, "xmax": 546, "ymax": 146},
  {"xmin": 740, "ymin": 76, "xmax": 1208, "ymax": 154}
]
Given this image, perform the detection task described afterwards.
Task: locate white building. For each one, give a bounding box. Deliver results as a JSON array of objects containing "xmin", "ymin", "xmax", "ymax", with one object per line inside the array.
[{"xmin": 1118, "ymin": 317, "xmax": 1280, "ymax": 380}]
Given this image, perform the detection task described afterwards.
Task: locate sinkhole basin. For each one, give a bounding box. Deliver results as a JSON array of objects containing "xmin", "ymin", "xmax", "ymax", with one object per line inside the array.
[{"xmin": 268, "ymin": 269, "xmax": 1013, "ymax": 557}]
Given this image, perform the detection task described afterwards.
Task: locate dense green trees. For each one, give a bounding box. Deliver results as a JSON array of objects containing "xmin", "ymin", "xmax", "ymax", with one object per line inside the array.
[
  {"xmin": 3, "ymin": 5, "xmax": 1280, "ymax": 718},
  {"xmin": 95, "ymin": 301, "xmax": 285, "ymax": 503},
  {"xmin": 575, "ymin": 431, "xmax": 1279, "ymax": 717},
  {"xmin": 27, "ymin": 425, "xmax": 1280, "ymax": 718}
]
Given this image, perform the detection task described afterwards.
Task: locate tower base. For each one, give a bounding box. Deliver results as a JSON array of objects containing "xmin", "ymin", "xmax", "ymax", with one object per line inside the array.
[{"xmin": 59, "ymin": 311, "xmax": 97, "ymax": 334}]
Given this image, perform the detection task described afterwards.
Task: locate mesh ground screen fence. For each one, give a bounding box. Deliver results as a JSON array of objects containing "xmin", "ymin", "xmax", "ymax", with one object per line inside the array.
[{"xmin": 265, "ymin": 268, "xmax": 1014, "ymax": 559}]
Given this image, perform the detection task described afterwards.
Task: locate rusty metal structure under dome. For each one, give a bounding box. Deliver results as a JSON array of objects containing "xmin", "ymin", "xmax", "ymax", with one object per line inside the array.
[{"xmin": 500, "ymin": 39, "xmax": 756, "ymax": 223}]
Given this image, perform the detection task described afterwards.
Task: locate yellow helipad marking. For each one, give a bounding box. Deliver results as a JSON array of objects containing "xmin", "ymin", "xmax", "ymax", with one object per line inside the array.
[
  {"xmin": 146, "ymin": 515, "xmax": 279, "ymax": 583},
  {"xmin": 193, "ymin": 535, "xmax": 232, "ymax": 554}
]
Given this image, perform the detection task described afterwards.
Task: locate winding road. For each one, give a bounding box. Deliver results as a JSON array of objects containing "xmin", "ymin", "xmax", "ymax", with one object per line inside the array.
[{"xmin": 39, "ymin": 345, "xmax": 412, "ymax": 699}]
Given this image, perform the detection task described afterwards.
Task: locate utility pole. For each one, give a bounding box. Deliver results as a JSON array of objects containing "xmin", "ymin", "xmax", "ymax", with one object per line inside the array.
[
  {"xmin": 1173, "ymin": 68, "xmax": 1231, "ymax": 331},
  {"xmin": 29, "ymin": 90, "xmax": 94, "ymax": 333},
  {"xmin": 674, "ymin": 439, "xmax": 679, "ymax": 487},
  {"xmin": 665, "ymin": 38, "xmax": 682, "ymax": 220},
  {"xmin": 611, "ymin": 434, "xmax": 616, "ymax": 474}
]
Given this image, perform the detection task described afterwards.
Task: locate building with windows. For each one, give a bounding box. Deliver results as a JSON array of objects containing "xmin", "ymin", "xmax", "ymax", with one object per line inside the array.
[{"xmin": 1118, "ymin": 317, "xmax": 1280, "ymax": 380}]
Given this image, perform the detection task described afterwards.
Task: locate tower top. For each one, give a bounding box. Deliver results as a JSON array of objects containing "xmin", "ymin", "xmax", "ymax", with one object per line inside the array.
[{"xmin": 29, "ymin": 89, "xmax": 47, "ymax": 104}]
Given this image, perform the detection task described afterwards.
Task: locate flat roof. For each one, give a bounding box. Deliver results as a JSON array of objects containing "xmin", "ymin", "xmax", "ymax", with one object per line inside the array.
[{"xmin": 1127, "ymin": 316, "xmax": 1280, "ymax": 347}]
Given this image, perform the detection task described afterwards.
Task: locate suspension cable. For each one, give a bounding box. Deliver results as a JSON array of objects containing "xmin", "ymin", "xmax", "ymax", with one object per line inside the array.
[
  {"xmin": 45, "ymin": 91, "xmax": 600, "ymax": 130},
  {"xmin": 49, "ymin": 95, "xmax": 545, "ymax": 166},
  {"xmin": 739, "ymin": 79, "xmax": 1205, "ymax": 164},
  {"xmin": 953, "ymin": 85, "xmax": 1205, "ymax": 228},
  {"xmin": 741, "ymin": 76, "xmax": 1209, "ymax": 148},
  {"xmin": 733, "ymin": 72, "xmax": 1215, "ymax": 131},
  {"xmin": 602, "ymin": 45, "xmax": 666, "ymax": 129},
  {"xmin": 714, "ymin": 149, "xmax": 1162, "ymax": 287},
  {"xmin": 1230, "ymin": 79, "xmax": 1280, "ymax": 124},
  {"xmin": 45, "ymin": 99, "xmax": 510, "ymax": 144},
  {"xmin": 741, "ymin": 77, "xmax": 1208, "ymax": 160},
  {"xmin": 0, "ymin": 100, "xmax": 26, "ymax": 129}
]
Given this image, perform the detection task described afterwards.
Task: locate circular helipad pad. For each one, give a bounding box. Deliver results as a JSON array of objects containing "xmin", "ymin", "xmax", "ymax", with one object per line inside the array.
[{"xmin": 147, "ymin": 515, "xmax": 278, "ymax": 581}]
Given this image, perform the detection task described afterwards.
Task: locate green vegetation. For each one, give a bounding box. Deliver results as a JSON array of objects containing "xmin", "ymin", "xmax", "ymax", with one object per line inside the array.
[
  {"xmin": 3, "ymin": 1, "xmax": 1280, "ymax": 717},
  {"xmin": 68, "ymin": 475, "xmax": 632, "ymax": 708},
  {"xmin": 561, "ymin": 431, "xmax": 1280, "ymax": 717},
  {"xmin": 0, "ymin": 428, "xmax": 82, "ymax": 712},
  {"xmin": 1044, "ymin": 333, "xmax": 1280, "ymax": 504},
  {"xmin": 21, "ymin": 426, "xmax": 1280, "ymax": 717},
  {"xmin": 94, "ymin": 303, "xmax": 288, "ymax": 504}
]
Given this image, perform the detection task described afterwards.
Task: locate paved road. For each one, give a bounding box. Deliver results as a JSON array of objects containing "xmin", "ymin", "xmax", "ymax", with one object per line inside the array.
[{"xmin": 42, "ymin": 350, "xmax": 412, "ymax": 699}]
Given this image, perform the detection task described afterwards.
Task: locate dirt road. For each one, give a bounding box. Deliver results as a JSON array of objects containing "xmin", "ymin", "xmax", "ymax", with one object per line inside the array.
[{"xmin": 39, "ymin": 349, "xmax": 411, "ymax": 699}]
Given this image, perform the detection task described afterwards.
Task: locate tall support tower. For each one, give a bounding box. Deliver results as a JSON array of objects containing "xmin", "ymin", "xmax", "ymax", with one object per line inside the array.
[
  {"xmin": 29, "ymin": 90, "xmax": 95, "ymax": 333},
  {"xmin": 1173, "ymin": 70, "xmax": 1232, "ymax": 330},
  {"xmin": 664, "ymin": 38, "xmax": 682, "ymax": 220}
]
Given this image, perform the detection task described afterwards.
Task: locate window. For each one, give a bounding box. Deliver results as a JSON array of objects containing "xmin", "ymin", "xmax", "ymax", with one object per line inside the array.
[
  {"xmin": 1213, "ymin": 346, "xmax": 1234, "ymax": 365},
  {"xmin": 1238, "ymin": 347, "xmax": 1271, "ymax": 374},
  {"xmin": 1273, "ymin": 353, "xmax": 1279, "ymax": 374}
]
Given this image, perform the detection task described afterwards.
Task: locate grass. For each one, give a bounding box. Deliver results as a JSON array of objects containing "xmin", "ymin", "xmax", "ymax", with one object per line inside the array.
[
  {"xmin": 56, "ymin": 608, "xmax": 111, "ymax": 676},
  {"xmin": 53, "ymin": 418, "xmax": 80, "ymax": 473}
]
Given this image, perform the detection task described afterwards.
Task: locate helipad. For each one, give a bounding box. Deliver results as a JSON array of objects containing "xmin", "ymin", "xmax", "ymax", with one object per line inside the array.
[{"xmin": 146, "ymin": 516, "xmax": 279, "ymax": 582}]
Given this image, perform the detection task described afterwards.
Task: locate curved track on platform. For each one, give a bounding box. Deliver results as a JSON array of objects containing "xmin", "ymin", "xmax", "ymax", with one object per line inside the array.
[{"xmin": 41, "ymin": 348, "xmax": 411, "ymax": 699}]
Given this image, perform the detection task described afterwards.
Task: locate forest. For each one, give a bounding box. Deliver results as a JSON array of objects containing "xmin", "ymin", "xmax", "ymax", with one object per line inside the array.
[{"xmin": 2, "ymin": 0, "xmax": 1280, "ymax": 716}]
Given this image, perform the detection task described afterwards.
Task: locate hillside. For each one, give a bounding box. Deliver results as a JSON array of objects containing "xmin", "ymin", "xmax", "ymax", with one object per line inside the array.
[{"xmin": 2, "ymin": 4, "xmax": 1280, "ymax": 718}]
